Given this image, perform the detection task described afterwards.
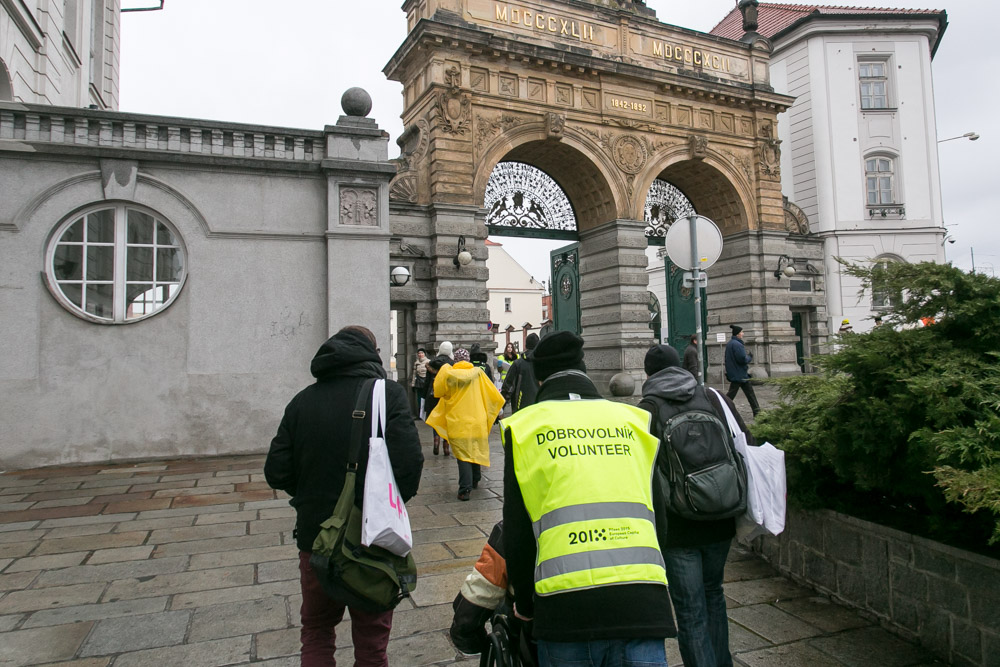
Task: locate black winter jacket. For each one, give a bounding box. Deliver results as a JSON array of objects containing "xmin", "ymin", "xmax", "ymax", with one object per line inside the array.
[
  {"xmin": 264, "ymin": 329, "xmax": 424, "ymax": 552},
  {"xmin": 502, "ymin": 370, "xmax": 676, "ymax": 642}
]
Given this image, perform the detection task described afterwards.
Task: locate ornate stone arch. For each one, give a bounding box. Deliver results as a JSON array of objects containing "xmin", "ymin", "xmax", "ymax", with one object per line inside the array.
[{"xmin": 473, "ymin": 121, "xmax": 625, "ymax": 233}]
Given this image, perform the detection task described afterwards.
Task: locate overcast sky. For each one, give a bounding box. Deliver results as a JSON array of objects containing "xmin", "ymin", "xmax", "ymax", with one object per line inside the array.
[{"xmin": 119, "ymin": 1, "xmax": 998, "ymax": 281}]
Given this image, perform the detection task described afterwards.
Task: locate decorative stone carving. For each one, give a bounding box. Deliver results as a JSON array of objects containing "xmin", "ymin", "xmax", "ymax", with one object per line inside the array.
[
  {"xmin": 644, "ymin": 179, "xmax": 696, "ymax": 239},
  {"xmin": 722, "ymin": 148, "xmax": 754, "ymax": 185},
  {"xmin": 783, "ymin": 196, "xmax": 810, "ymax": 235},
  {"xmin": 689, "ymin": 135, "xmax": 709, "ymax": 160},
  {"xmin": 546, "ymin": 112, "xmax": 566, "ymax": 141},
  {"xmin": 756, "ymin": 123, "xmax": 781, "ymax": 180},
  {"xmin": 389, "ymin": 119, "xmax": 429, "ymax": 203},
  {"xmin": 435, "ymin": 67, "xmax": 472, "ymax": 136},
  {"xmin": 340, "ymin": 187, "xmax": 378, "ymax": 226},
  {"xmin": 612, "ymin": 134, "xmax": 647, "ymax": 174},
  {"xmin": 485, "ymin": 162, "xmax": 576, "ymax": 232},
  {"xmin": 475, "ymin": 113, "xmax": 524, "ymax": 152}
]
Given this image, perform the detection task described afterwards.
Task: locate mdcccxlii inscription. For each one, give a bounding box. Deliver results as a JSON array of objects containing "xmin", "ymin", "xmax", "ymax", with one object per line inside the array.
[{"xmin": 492, "ymin": 3, "xmax": 596, "ymax": 42}]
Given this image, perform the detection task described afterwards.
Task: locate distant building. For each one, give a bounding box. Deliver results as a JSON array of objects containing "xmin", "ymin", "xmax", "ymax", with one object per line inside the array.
[
  {"xmin": 712, "ymin": 4, "xmax": 949, "ymax": 334},
  {"xmin": 1, "ymin": 0, "xmax": 121, "ymax": 109},
  {"xmin": 486, "ymin": 239, "xmax": 544, "ymax": 350}
]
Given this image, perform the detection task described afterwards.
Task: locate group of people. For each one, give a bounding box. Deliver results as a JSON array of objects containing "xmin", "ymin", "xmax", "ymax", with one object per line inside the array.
[{"xmin": 265, "ymin": 323, "xmax": 759, "ymax": 667}]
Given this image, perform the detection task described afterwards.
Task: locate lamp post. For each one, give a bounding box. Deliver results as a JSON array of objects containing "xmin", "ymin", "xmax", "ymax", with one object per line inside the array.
[{"xmin": 938, "ymin": 132, "xmax": 980, "ymax": 143}]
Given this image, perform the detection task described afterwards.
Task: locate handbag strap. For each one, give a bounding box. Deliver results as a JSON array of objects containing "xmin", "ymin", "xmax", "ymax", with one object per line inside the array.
[
  {"xmin": 709, "ymin": 387, "xmax": 741, "ymax": 440},
  {"xmin": 349, "ymin": 378, "xmax": 378, "ymax": 470},
  {"xmin": 370, "ymin": 379, "xmax": 386, "ymax": 441}
]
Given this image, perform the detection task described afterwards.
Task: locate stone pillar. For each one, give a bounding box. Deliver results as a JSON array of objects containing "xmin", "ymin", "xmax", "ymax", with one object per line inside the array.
[
  {"xmin": 323, "ymin": 92, "xmax": 396, "ymax": 364},
  {"xmin": 427, "ymin": 204, "xmax": 491, "ymax": 353},
  {"xmin": 578, "ymin": 219, "xmax": 654, "ymax": 395}
]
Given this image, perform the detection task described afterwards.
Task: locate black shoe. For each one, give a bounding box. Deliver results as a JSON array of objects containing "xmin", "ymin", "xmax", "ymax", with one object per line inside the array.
[
  {"xmin": 457, "ymin": 489, "xmax": 471, "ymax": 501},
  {"xmin": 472, "ymin": 479, "xmax": 480, "ymax": 489}
]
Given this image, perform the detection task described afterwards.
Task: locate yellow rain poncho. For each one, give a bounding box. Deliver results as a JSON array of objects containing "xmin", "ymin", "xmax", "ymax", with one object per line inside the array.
[{"xmin": 426, "ymin": 361, "xmax": 505, "ymax": 466}]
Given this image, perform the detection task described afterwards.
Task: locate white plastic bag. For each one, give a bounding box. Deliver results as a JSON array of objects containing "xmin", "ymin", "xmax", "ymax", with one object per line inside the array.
[
  {"xmin": 710, "ymin": 389, "xmax": 786, "ymax": 540},
  {"xmin": 362, "ymin": 379, "xmax": 414, "ymax": 556}
]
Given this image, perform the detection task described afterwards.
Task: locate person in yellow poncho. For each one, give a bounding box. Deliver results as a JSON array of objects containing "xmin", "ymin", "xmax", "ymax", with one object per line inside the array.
[{"xmin": 427, "ymin": 347, "xmax": 505, "ymax": 501}]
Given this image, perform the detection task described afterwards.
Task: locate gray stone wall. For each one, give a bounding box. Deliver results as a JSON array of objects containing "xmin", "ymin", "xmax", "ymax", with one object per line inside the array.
[{"xmin": 752, "ymin": 508, "xmax": 1000, "ymax": 666}]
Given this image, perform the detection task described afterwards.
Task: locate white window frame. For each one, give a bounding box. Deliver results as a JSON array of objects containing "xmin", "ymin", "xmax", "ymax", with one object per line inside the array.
[
  {"xmin": 44, "ymin": 203, "xmax": 187, "ymax": 324},
  {"xmin": 504, "ymin": 297, "xmax": 512, "ymax": 313},
  {"xmin": 858, "ymin": 57, "xmax": 893, "ymax": 111},
  {"xmin": 865, "ymin": 155, "xmax": 896, "ymax": 206},
  {"xmin": 871, "ymin": 256, "xmax": 904, "ymax": 312}
]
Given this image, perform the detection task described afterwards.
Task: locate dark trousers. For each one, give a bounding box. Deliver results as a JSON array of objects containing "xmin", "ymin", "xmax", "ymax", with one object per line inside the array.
[
  {"xmin": 457, "ymin": 459, "xmax": 481, "ymax": 492},
  {"xmin": 726, "ymin": 380, "xmax": 760, "ymax": 416},
  {"xmin": 298, "ymin": 551, "xmax": 393, "ymax": 667}
]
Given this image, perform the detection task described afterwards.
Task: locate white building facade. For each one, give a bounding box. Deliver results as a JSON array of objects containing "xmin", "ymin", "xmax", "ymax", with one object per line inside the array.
[
  {"xmin": 485, "ymin": 239, "xmax": 544, "ymax": 351},
  {"xmin": 1, "ymin": 0, "xmax": 121, "ymax": 108},
  {"xmin": 714, "ymin": 4, "xmax": 948, "ymax": 334}
]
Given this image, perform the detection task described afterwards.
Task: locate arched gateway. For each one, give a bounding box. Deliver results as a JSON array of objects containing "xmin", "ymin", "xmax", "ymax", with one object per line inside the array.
[{"xmin": 386, "ymin": 0, "xmax": 807, "ymax": 393}]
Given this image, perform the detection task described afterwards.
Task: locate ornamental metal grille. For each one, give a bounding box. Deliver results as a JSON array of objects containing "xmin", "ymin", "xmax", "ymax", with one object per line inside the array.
[
  {"xmin": 485, "ymin": 162, "xmax": 577, "ymax": 233},
  {"xmin": 644, "ymin": 180, "xmax": 696, "ymax": 239}
]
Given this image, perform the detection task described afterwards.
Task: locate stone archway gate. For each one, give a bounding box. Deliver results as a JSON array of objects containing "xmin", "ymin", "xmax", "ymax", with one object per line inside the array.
[{"xmin": 385, "ymin": 0, "xmax": 794, "ymax": 393}]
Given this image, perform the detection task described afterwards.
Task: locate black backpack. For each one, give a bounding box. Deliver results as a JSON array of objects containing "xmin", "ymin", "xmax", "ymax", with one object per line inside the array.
[{"xmin": 649, "ymin": 388, "xmax": 747, "ymax": 521}]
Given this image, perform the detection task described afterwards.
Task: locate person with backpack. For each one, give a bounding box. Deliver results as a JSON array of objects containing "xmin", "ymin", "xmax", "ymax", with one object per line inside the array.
[
  {"xmin": 503, "ymin": 331, "xmax": 676, "ymax": 667},
  {"xmin": 638, "ymin": 344, "xmax": 753, "ymax": 667},
  {"xmin": 500, "ymin": 333, "xmax": 539, "ymax": 414},
  {"xmin": 264, "ymin": 325, "xmax": 424, "ymax": 667}
]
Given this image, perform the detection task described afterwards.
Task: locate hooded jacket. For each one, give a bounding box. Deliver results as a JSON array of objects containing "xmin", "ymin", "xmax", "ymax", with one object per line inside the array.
[
  {"xmin": 426, "ymin": 361, "xmax": 504, "ymax": 466},
  {"xmin": 638, "ymin": 367, "xmax": 754, "ymax": 547},
  {"xmin": 264, "ymin": 329, "xmax": 424, "ymax": 552}
]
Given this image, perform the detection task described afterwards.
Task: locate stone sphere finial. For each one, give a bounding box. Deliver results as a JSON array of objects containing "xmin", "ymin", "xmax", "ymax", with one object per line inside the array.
[{"xmin": 341, "ymin": 87, "xmax": 373, "ymax": 118}]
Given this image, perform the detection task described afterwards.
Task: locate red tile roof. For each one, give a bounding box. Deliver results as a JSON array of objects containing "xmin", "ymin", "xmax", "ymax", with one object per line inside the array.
[{"xmin": 710, "ymin": 3, "xmax": 945, "ymax": 42}]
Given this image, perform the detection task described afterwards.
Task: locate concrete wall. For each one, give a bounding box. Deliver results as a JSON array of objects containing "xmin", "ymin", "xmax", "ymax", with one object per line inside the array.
[
  {"xmin": 753, "ymin": 509, "xmax": 1000, "ymax": 666},
  {"xmin": 0, "ymin": 101, "xmax": 394, "ymax": 470}
]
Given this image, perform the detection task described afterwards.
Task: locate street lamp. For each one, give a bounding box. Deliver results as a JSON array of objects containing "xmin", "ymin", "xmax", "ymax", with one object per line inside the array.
[{"xmin": 938, "ymin": 131, "xmax": 980, "ymax": 143}]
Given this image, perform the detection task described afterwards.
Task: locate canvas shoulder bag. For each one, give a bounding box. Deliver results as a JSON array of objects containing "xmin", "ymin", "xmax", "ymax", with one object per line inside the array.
[{"xmin": 309, "ymin": 378, "xmax": 418, "ymax": 613}]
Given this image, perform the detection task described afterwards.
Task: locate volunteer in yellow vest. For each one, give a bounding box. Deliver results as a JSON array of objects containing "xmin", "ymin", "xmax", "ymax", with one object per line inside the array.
[{"xmin": 502, "ymin": 331, "xmax": 676, "ymax": 667}]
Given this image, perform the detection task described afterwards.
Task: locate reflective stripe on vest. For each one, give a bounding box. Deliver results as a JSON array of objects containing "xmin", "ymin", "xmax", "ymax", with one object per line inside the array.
[{"xmin": 505, "ymin": 400, "xmax": 666, "ymax": 596}]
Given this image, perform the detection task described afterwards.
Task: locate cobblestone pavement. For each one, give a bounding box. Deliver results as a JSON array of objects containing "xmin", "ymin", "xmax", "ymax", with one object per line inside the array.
[{"xmin": 0, "ymin": 394, "xmax": 940, "ymax": 666}]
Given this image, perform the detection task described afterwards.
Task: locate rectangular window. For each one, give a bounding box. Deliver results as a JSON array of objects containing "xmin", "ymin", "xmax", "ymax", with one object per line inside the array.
[
  {"xmin": 504, "ymin": 297, "xmax": 512, "ymax": 312},
  {"xmin": 865, "ymin": 157, "xmax": 895, "ymax": 206},
  {"xmin": 859, "ymin": 60, "xmax": 890, "ymax": 110}
]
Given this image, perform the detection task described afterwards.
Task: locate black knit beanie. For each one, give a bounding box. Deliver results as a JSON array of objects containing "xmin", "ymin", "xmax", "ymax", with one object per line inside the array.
[
  {"xmin": 525, "ymin": 333, "xmax": 540, "ymax": 351},
  {"xmin": 532, "ymin": 331, "xmax": 586, "ymax": 381},
  {"xmin": 644, "ymin": 344, "xmax": 681, "ymax": 376},
  {"xmin": 730, "ymin": 324, "xmax": 743, "ymax": 336}
]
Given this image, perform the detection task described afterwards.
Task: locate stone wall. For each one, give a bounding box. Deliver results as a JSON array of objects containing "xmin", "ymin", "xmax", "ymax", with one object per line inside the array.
[{"xmin": 751, "ymin": 508, "xmax": 1000, "ymax": 666}]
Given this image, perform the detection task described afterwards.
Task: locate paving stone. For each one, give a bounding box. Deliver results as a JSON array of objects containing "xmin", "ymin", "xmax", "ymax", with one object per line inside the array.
[
  {"xmin": 155, "ymin": 533, "xmax": 280, "ymax": 559},
  {"xmin": 250, "ymin": 518, "xmax": 295, "ymax": 534},
  {"xmin": 0, "ymin": 541, "xmax": 37, "ymax": 558},
  {"xmin": 80, "ymin": 609, "xmax": 191, "ymax": 656},
  {"xmin": 135, "ymin": 504, "xmax": 240, "ymax": 519},
  {"xmin": 0, "ymin": 530, "xmax": 39, "ymax": 544},
  {"xmin": 386, "ymin": 630, "xmax": 459, "ymax": 665},
  {"xmin": 0, "ymin": 613, "xmax": 23, "ymax": 631},
  {"xmin": 34, "ymin": 658, "xmax": 110, "ymax": 667},
  {"xmin": 44, "ymin": 524, "xmax": 114, "ymax": 539},
  {"xmin": 189, "ymin": 545, "xmax": 293, "ymax": 569},
  {"xmin": 809, "ymin": 626, "xmax": 935, "ymax": 667},
  {"xmin": 197, "ymin": 475, "xmax": 250, "ymax": 486},
  {"xmin": 22, "ymin": 596, "xmax": 168, "ymax": 628},
  {"xmin": 0, "ymin": 570, "xmax": 39, "ymax": 591},
  {"xmin": 775, "ymin": 596, "xmax": 872, "ymax": 633},
  {"xmin": 89, "ymin": 491, "xmax": 152, "ymax": 504},
  {"xmin": 0, "ymin": 477, "xmax": 42, "ymax": 489},
  {"xmin": 127, "ymin": 479, "xmax": 198, "ymax": 493},
  {"xmin": 738, "ymin": 641, "xmax": 844, "ymax": 667},
  {"xmin": 104, "ymin": 498, "xmax": 173, "ymax": 513},
  {"xmin": 251, "ymin": 658, "xmax": 298, "ymax": 667},
  {"xmin": 113, "ymin": 516, "xmax": 194, "ymax": 532},
  {"xmin": 420, "ymin": 556, "xmax": 478, "ymax": 577},
  {"xmin": 0, "ymin": 521, "xmax": 38, "ymax": 533},
  {"xmin": 86, "ymin": 545, "xmax": 155, "ymax": 564},
  {"xmin": 23, "ymin": 487, "xmax": 128, "ymax": 502},
  {"xmin": 189, "ymin": 595, "xmax": 289, "ymax": 641},
  {"xmin": 427, "ymin": 498, "xmax": 504, "ymax": 514},
  {"xmin": 171, "ymin": 490, "xmax": 274, "ymax": 508},
  {"xmin": 723, "ymin": 576, "xmax": 814, "ymax": 606},
  {"xmin": 34, "ymin": 555, "xmax": 188, "ymax": 587},
  {"xmin": 258, "ymin": 558, "xmax": 300, "ymax": 583},
  {"xmin": 410, "ymin": 513, "xmax": 462, "ymax": 531},
  {"xmin": 446, "ymin": 538, "xmax": 490, "ymax": 558},
  {"xmin": 413, "ymin": 542, "xmax": 453, "ymax": 564},
  {"xmin": 0, "ymin": 621, "xmax": 95, "ymax": 666},
  {"xmin": 390, "ymin": 602, "xmax": 453, "ymax": 638},
  {"xmin": 242, "ymin": 499, "xmax": 291, "ymax": 510},
  {"xmin": 410, "ymin": 570, "xmax": 473, "ymax": 607},
  {"xmin": 453, "ymin": 509, "xmax": 504, "ymax": 527},
  {"xmin": 0, "ymin": 582, "xmax": 105, "ymax": 613},
  {"xmin": 413, "ymin": 525, "xmax": 486, "ymax": 545},
  {"xmin": 5, "ymin": 551, "xmax": 89, "ymax": 572},
  {"xmin": 258, "ymin": 507, "xmax": 296, "ymax": 520},
  {"xmin": 36, "ymin": 512, "xmax": 136, "ymax": 529},
  {"xmin": 104, "ymin": 565, "xmax": 255, "ymax": 601},
  {"xmin": 152, "ymin": 484, "xmax": 237, "ymax": 498},
  {"xmin": 725, "ymin": 557, "xmax": 779, "ymax": 583},
  {"xmin": 727, "ymin": 603, "xmax": 824, "ymax": 643},
  {"xmin": 195, "ymin": 510, "xmax": 258, "ymax": 525},
  {"xmin": 147, "ymin": 522, "xmax": 247, "ymax": 544},
  {"xmin": 169, "ymin": 579, "xmax": 299, "ymax": 610},
  {"xmin": 0, "ymin": 557, "xmax": 10, "ymax": 572},
  {"xmin": 32, "ymin": 530, "xmax": 148, "ymax": 556},
  {"xmin": 30, "ymin": 497, "xmax": 96, "ymax": 509},
  {"xmin": 0, "ymin": 501, "xmax": 41, "ymax": 512},
  {"xmin": 728, "ymin": 620, "xmax": 772, "ymax": 653},
  {"xmin": 256, "ymin": 627, "xmax": 301, "ymax": 660}
]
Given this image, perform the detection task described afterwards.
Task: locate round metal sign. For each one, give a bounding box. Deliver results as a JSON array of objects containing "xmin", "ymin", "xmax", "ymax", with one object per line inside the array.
[{"xmin": 664, "ymin": 215, "xmax": 723, "ymax": 270}]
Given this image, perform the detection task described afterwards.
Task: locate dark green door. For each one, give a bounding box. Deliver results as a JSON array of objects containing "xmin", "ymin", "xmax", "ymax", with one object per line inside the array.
[
  {"xmin": 665, "ymin": 258, "xmax": 708, "ymax": 374},
  {"xmin": 550, "ymin": 243, "xmax": 581, "ymax": 334},
  {"xmin": 791, "ymin": 311, "xmax": 805, "ymax": 372}
]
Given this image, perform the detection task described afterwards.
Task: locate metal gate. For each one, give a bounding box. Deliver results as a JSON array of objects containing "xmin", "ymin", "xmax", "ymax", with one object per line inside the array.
[{"xmin": 550, "ymin": 243, "xmax": 581, "ymax": 335}]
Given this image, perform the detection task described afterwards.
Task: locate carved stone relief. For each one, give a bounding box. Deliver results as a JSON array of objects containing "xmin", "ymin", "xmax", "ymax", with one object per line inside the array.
[
  {"xmin": 434, "ymin": 66, "xmax": 472, "ymax": 136},
  {"xmin": 613, "ymin": 135, "xmax": 648, "ymax": 175},
  {"xmin": 689, "ymin": 135, "xmax": 708, "ymax": 160},
  {"xmin": 389, "ymin": 119, "xmax": 429, "ymax": 203},
  {"xmin": 546, "ymin": 112, "xmax": 566, "ymax": 141},
  {"xmin": 756, "ymin": 122, "xmax": 781, "ymax": 181},
  {"xmin": 722, "ymin": 148, "xmax": 754, "ymax": 185},
  {"xmin": 340, "ymin": 187, "xmax": 378, "ymax": 226},
  {"xmin": 475, "ymin": 113, "xmax": 525, "ymax": 153},
  {"xmin": 783, "ymin": 196, "xmax": 810, "ymax": 235}
]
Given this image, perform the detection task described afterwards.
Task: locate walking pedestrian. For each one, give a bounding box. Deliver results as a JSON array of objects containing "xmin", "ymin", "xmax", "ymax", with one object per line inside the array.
[
  {"xmin": 427, "ymin": 347, "xmax": 504, "ymax": 501},
  {"xmin": 411, "ymin": 348, "xmax": 428, "ymax": 419},
  {"xmin": 502, "ymin": 331, "xmax": 676, "ymax": 667},
  {"xmin": 497, "ymin": 342, "xmax": 518, "ymax": 388},
  {"xmin": 264, "ymin": 325, "xmax": 424, "ymax": 667},
  {"xmin": 500, "ymin": 332, "xmax": 540, "ymax": 413},
  {"xmin": 426, "ymin": 341, "xmax": 455, "ymax": 456},
  {"xmin": 683, "ymin": 334, "xmax": 700, "ymax": 382},
  {"xmin": 640, "ymin": 344, "xmax": 754, "ymax": 667},
  {"xmin": 724, "ymin": 325, "xmax": 760, "ymax": 417}
]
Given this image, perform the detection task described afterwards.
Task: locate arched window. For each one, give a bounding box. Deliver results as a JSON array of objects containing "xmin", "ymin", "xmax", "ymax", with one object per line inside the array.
[
  {"xmin": 871, "ymin": 256, "xmax": 903, "ymax": 312},
  {"xmin": 44, "ymin": 204, "xmax": 187, "ymax": 323},
  {"xmin": 865, "ymin": 156, "xmax": 895, "ymax": 206}
]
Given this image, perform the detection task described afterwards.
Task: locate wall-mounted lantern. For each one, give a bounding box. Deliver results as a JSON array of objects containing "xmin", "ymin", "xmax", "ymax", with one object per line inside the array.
[
  {"xmin": 390, "ymin": 266, "xmax": 411, "ymax": 286},
  {"xmin": 453, "ymin": 235, "xmax": 473, "ymax": 269}
]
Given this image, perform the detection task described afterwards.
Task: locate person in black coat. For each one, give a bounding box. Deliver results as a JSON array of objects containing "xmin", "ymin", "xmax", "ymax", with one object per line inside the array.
[{"xmin": 265, "ymin": 325, "xmax": 424, "ymax": 667}]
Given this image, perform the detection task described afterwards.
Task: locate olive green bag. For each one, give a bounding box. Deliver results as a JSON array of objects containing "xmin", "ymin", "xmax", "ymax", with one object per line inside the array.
[{"xmin": 309, "ymin": 379, "xmax": 418, "ymax": 613}]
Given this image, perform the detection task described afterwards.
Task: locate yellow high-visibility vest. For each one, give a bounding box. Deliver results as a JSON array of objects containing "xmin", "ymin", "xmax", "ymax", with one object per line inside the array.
[{"xmin": 504, "ymin": 399, "xmax": 666, "ymax": 596}]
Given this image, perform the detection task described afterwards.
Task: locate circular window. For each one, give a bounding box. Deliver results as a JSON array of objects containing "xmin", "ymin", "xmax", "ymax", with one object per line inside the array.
[{"xmin": 45, "ymin": 205, "xmax": 187, "ymax": 323}]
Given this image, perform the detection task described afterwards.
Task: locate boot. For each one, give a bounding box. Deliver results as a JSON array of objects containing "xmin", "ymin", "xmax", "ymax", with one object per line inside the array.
[
  {"xmin": 433, "ymin": 436, "xmax": 440, "ymax": 456},
  {"xmin": 443, "ymin": 441, "xmax": 451, "ymax": 457}
]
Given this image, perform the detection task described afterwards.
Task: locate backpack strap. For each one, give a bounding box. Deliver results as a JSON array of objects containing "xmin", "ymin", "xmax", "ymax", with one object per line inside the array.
[{"xmin": 348, "ymin": 378, "xmax": 378, "ymax": 470}]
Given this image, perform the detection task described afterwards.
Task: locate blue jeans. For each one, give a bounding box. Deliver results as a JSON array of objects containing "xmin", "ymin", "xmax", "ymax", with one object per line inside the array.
[
  {"xmin": 538, "ymin": 638, "xmax": 667, "ymax": 667},
  {"xmin": 662, "ymin": 540, "xmax": 733, "ymax": 667}
]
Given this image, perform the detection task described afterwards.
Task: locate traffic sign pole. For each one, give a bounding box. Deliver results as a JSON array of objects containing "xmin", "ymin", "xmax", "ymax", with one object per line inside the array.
[{"xmin": 689, "ymin": 215, "xmax": 705, "ymax": 386}]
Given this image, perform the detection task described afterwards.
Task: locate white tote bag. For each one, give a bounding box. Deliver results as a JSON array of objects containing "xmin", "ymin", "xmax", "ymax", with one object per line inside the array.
[
  {"xmin": 710, "ymin": 389, "xmax": 787, "ymax": 540},
  {"xmin": 361, "ymin": 379, "xmax": 414, "ymax": 556}
]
